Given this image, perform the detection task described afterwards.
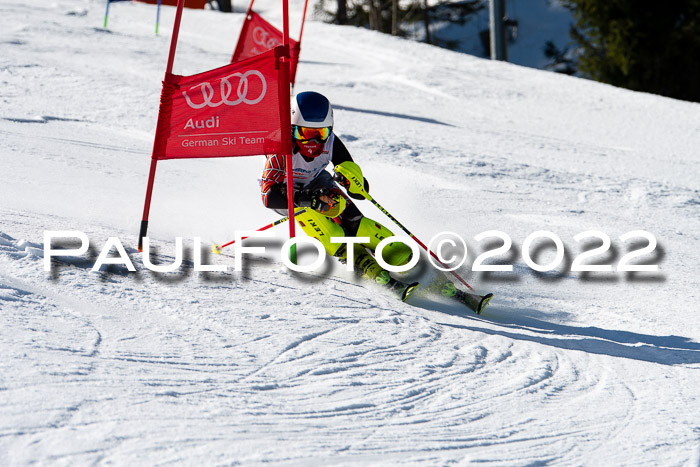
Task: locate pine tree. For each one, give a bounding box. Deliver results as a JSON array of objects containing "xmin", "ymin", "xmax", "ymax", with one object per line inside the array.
[
  {"xmin": 561, "ymin": 0, "xmax": 700, "ymax": 102},
  {"xmin": 314, "ymin": 0, "xmax": 482, "ymax": 49}
]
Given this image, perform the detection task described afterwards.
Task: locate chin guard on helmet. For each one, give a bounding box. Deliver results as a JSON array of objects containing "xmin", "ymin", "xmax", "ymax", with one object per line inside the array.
[{"xmin": 295, "ymin": 140, "xmax": 323, "ymax": 158}]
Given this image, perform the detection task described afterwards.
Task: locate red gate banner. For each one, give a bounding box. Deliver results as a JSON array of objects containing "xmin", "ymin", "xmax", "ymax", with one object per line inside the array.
[
  {"xmin": 153, "ymin": 48, "xmax": 284, "ymax": 160},
  {"xmin": 135, "ymin": 0, "xmax": 207, "ymax": 8},
  {"xmin": 232, "ymin": 11, "xmax": 300, "ymax": 85}
]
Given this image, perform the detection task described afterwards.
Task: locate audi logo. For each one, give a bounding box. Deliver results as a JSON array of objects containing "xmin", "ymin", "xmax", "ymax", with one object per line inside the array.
[
  {"xmin": 183, "ymin": 70, "xmax": 267, "ymax": 109},
  {"xmin": 252, "ymin": 26, "xmax": 281, "ymax": 49}
]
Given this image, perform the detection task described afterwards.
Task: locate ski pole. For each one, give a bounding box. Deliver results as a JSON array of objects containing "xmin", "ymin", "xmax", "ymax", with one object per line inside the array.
[
  {"xmin": 104, "ymin": 0, "xmax": 111, "ymax": 28},
  {"xmin": 155, "ymin": 0, "xmax": 162, "ymax": 35},
  {"xmin": 335, "ymin": 163, "xmax": 474, "ymax": 291},
  {"xmin": 212, "ymin": 208, "xmax": 307, "ymax": 254}
]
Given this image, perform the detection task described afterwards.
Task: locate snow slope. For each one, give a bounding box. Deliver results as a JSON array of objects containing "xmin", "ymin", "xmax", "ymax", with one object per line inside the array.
[{"xmin": 1, "ymin": 0, "xmax": 700, "ymax": 464}]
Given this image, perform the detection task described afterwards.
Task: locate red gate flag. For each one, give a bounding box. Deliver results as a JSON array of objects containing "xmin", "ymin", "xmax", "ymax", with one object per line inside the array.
[
  {"xmin": 137, "ymin": 0, "xmax": 295, "ymax": 253},
  {"xmin": 231, "ymin": 11, "xmax": 301, "ymax": 85},
  {"xmin": 153, "ymin": 47, "xmax": 285, "ymax": 160},
  {"xmin": 135, "ymin": 0, "xmax": 207, "ymax": 7}
]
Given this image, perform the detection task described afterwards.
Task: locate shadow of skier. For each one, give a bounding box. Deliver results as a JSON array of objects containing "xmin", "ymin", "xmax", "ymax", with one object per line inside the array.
[{"xmin": 434, "ymin": 308, "xmax": 700, "ymax": 366}]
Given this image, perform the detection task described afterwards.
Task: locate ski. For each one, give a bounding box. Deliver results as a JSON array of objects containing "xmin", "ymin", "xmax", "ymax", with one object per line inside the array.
[
  {"xmin": 441, "ymin": 282, "xmax": 493, "ymax": 314},
  {"xmin": 384, "ymin": 277, "xmax": 420, "ymax": 302},
  {"xmin": 400, "ymin": 281, "xmax": 420, "ymax": 302},
  {"xmin": 457, "ymin": 290, "xmax": 493, "ymax": 314}
]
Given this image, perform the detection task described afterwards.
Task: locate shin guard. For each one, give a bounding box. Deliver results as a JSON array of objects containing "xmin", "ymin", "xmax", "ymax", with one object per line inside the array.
[
  {"xmin": 356, "ymin": 217, "xmax": 414, "ymax": 266},
  {"xmin": 294, "ymin": 208, "xmax": 346, "ymax": 256}
]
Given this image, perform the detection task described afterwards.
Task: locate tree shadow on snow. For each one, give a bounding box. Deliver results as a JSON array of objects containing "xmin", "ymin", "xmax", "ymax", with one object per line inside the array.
[{"xmin": 333, "ymin": 104, "xmax": 456, "ymax": 127}]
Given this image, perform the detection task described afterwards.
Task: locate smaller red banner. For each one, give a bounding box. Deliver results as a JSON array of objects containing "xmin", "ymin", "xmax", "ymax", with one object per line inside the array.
[
  {"xmin": 134, "ymin": 0, "xmax": 207, "ymax": 8},
  {"xmin": 232, "ymin": 11, "xmax": 300, "ymax": 85},
  {"xmin": 153, "ymin": 48, "xmax": 283, "ymax": 160}
]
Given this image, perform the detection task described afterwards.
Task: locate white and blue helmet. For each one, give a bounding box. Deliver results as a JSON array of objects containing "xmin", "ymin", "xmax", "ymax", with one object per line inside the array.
[
  {"xmin": 291, "ymin": 91, "xmax": 333, "ymax": 128},
  {"xmin": 291, "ymin": 92, "xmax": 334, "ymax": 157}
]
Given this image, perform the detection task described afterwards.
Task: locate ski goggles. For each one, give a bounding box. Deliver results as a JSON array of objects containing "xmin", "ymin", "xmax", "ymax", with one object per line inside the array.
[{"xmin": 292, "ymin": 125, "xmax": 332, "ymax": 144}]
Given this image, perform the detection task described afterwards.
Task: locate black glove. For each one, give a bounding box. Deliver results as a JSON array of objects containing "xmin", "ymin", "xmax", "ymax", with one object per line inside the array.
[{"xmin": 294, "ymin": 188, "xmax": 332, "ymax": 212}]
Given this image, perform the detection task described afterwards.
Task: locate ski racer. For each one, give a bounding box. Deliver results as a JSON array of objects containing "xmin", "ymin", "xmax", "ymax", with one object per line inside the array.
[{"xmin": 260, "ymin": 91, "xmax": 419, "ymax": 301}]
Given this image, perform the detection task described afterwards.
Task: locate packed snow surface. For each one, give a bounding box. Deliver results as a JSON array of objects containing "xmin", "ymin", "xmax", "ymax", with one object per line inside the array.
[{"xmin": 1, "ymin": 0, "xmax": 699, "ymax": 465}]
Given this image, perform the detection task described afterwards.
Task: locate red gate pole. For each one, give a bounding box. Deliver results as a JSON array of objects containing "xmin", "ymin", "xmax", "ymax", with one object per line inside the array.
[
  {"xmin": 138, "ymin": 0, "xmax": 187, "ymax": 252},
  {"xmin": 231, "ymin": 0, "xmax": 256, "ymax": 62},
  {"xmin": 290, "ymin": 0, "xmax": 309, "ymax": 88},
  {"xmin": 298, "ymin": 0, "xmax": 309, "ymax": 43},
  {"xmin": 244, "ymin": 0, "xmax": 256, "ymax": 18},
  {"xmin": 281, "ymin": 0, "xmax": 296, "ymax": 262}
]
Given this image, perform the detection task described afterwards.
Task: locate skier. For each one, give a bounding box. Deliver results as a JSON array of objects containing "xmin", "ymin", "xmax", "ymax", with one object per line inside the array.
[{"xmin": 260, "ymin": 91, "xmax": 419, "ymax": 301}]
